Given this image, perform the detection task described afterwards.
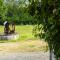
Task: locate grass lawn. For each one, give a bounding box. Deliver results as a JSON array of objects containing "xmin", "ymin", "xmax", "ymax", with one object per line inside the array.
[
  {"xmin": 16, "ymin": 25, "xmax": 35, "ymax": 41},
  {"xmin": 0, "ymin": 25, "xmax": 36, "ymax": 42},
  {"xmin": 0, "ymin": 25, "xmax": 48, "ymax": 52}
]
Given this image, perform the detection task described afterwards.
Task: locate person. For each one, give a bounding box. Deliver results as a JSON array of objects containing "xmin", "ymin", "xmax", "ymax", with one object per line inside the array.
[
  {"xmin": 4, "ymin": 21, "xmax": 10, "ymax": 34},
  {"xmin": 10, "ymin": 22, "xmax": 15, "ymax": 34}
]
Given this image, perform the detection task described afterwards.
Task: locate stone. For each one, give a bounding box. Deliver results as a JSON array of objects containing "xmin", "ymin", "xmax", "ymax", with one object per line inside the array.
[
  {"xmin": 0, "ymin": 21, "xmax": 19, "ymax": 40},
  {"xmin": 0, "ymin": 33, "xmax": 19, "ymax": 40}
]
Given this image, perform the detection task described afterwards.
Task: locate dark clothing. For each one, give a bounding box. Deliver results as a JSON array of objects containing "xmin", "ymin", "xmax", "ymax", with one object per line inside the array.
[{"xmin": 4, "ymin": 22, "xmax": 10, "ymax": 34}]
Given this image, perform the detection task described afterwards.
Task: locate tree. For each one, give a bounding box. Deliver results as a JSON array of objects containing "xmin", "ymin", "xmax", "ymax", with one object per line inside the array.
[
  {"xmin": 28, "ymin": 0, "xmax": 60, "ymax": 60},
  {"xmin": 0, "ymin": 0, "xmax": 8, "ymax": 24}
]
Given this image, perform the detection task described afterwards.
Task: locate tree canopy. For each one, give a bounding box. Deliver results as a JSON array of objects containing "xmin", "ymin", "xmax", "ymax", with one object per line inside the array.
[{"xmin": 28, "ymin": 0, "xmax": 60, "ymax": 60}]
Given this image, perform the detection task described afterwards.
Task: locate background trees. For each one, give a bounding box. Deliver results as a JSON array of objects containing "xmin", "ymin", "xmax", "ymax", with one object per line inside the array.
[
  {"xmin": 0, "ymin": 0, "xmax": 37, "ymax": 25},
  {"xmin": 0, "ymin": 0, "xmax": 7, "ymax": 24}
]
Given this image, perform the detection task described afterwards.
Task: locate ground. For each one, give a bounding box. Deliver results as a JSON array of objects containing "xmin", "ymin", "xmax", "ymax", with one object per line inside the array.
[
  {"xmin": 0, "ymin": 40, "xmax": 55, "ymax": 60},
  {"xmin": 0, "ymin": 52, "xmax": 50, "ymax": 60},
  {"xmin": 0, "ymin": 40, "xmax": 48, "ymax": 53},
  {"xmin": 0, "ymin": 25, "xmax": 55, "ymax": 60}
]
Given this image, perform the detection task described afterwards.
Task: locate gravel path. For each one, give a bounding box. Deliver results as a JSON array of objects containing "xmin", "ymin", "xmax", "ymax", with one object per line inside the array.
[
  {"xmin": 0, "ymin": 52, "xmax": 55, "ymax": 60},
  {"xmin": 0, "ymin": 42, "xmax": 55, "ymax": 60}
]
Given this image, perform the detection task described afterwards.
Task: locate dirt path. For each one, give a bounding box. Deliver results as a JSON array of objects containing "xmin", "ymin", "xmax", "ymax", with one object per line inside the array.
[
  {"xmin": 0, "ymin": 40, "xmax": 48, "ymax": 53},
  {"xmin": 0, "ymin": 40, "xmax": 55, "ymax": 60},
  {"xmin": 0, "ymin": 52, "xmax": 56, "ymax": 60}
]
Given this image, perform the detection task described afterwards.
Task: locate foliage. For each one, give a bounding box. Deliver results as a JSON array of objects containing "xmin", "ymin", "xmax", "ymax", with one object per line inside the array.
[
  {"xmin": 0, "ymin": 0, "xmax": 37, "ymax": 25},
  {"xmin": 28, "ymin": 0, "xmax": 60, "ymax": 59}
]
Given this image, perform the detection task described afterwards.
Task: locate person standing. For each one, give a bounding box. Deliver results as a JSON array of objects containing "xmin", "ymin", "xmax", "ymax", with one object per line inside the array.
[{"xmin": 4, "ymin": 21, "xmax": 10, "ymax": 34}]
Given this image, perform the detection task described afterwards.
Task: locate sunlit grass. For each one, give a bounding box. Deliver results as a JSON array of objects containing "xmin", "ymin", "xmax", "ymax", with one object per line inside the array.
[
  {"xmin": 0, "ymin": 25, "xmax": 48, "ymax": 52},
  {"xmin": 0, "ymin": 25, "xmax": 36, "ymax": 42},
  {"xmin": 16, "ymin": 25, "xmax": 35, "ymax": 41}
]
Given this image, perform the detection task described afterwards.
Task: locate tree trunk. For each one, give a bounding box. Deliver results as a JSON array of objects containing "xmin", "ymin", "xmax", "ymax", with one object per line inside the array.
[{"xmin": 49, "ymin": 44, "xmax": 53, "ymax": 60}]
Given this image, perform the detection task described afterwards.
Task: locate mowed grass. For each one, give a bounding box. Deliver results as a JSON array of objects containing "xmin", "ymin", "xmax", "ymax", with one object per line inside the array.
[
  {"xmin": 0, "ymin": 25, "xmax": 48, "ymax": 52},
  {"xmin": 0, "ymin": 25, "xmax": 35, "ymax": 42},
  {"xmin": 16, "ymin": 25, "xmax": 35, "ymax": 41}
]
